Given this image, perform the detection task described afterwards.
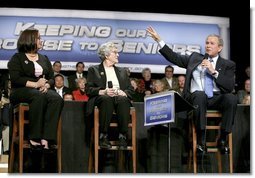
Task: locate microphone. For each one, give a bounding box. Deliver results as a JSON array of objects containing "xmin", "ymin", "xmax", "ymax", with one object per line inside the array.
[
  {"xmin": 202, "ymin": 53, "xmax": 209, "ymax": 71},
  {"xmin": 204, "ymin": 53, "xmax": 209, "ymax": 60},
  {"xmin": 108, "ymin": 81, "xmax": 113, "ymax": 88}
]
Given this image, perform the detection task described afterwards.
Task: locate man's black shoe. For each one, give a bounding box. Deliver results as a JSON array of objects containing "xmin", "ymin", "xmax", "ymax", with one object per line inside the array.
[
  {"xmin": 197, "ymin": 143, "xmax": 207, "ymax": 154},
  {"xmin": 217, "ymin": 139, "xmax": 230, "ymax": 154},
  {"xmin": 99, "ymin": 137, "xmax": 112, "ymax": 149},
  {"xmin": 118, "ymin": 137, "xmax": 128, "ymax": 150}
]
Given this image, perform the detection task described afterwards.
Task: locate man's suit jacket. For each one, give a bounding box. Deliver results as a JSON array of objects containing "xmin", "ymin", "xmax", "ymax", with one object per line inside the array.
[
  {"xmin": 161, "ymin": 77, "xmax": 179, "ymax": 91},
  {"xmin": 159, "ymin": 45, "xmax": 236, "ymax": 99},
  {"xmin": 54, "ymin": 86, "xmax": 72, "ymax": 98},
  {"xmin": 85, "ymin": 62, "xmax": 134, "ymax": 116}
]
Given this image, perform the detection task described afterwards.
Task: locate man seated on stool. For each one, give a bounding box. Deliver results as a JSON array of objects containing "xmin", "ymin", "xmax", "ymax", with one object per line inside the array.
[
  {"xmin": 147, "ymin": 26, "xmax": 237, "ymax": 154},
  {"xmin": 85, "ymin": 42, "xmax": 134, "ymax": 149}
]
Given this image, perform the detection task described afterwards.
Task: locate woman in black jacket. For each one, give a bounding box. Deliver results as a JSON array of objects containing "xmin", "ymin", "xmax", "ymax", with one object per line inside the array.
[{"xmin": 8, "ymin": 28, "xmax": 64, "ymax": 149}]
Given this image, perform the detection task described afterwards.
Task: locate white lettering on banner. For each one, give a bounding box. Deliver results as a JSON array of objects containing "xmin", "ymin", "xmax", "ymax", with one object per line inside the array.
[
  {"xmin": 5, "ymin": 22, "xmax": 201, "ymax": 54},
  {"xmin": 43, "ymin": 40, "xmax": 73, "ymax": 51},
  {"xmin": 0, "ymin": 39, "xmax": 17, "ymax": 49},
  {"xmin": 115, "ymin": 29, "xmax": 147, "ymax": 38},
  {"xmin": 80, "ymin": 42, "xmax": 99, "ymax": 50},
  {"xmin": 15, "ymin": 22, "xmax": 112, "ymax": 37},
  {"xmin": 150, "ymin": 114, "xmax": 168, "ymax": 120}
]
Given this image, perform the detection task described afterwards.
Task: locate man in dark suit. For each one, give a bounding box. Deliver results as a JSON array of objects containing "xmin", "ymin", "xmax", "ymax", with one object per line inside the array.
[
  {"xmin": 85, "ymin": 42, "xmax": 134, "ymax": 149},
  {"xmin": 68, "ymin": 62, "xmax": 86, "ymax": 92},
  {"xmin": 147, "ymin": 26, "xmax": 237, "ymax": 154},
  {"xmin": 53, "ymin": 74, "xmax": 72, "ymax": 99}
]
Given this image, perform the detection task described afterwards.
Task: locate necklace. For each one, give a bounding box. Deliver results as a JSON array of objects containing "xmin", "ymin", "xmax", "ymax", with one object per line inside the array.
[{"xmin": 25, "ymin": 53, "xmax": 38, "ymax": 61}]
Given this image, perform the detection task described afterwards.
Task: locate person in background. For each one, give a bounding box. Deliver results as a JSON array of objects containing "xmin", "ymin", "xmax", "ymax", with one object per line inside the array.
[
  {"xmin": 8, "ymin": 28, "xmax": 64, "ymax": 150},
  {"xmin": 0, "ymin": 75, "xmax": 11, "ymax": 154},
  {"xmin": 161, "ymin": 65, "xmax": 178, "ymax": 91},
  {"xmin": 52, "ymin": 61, "xmax": 69, "ymax": 87},
  {"xmin": 54, "ymin": 74, "xmax": 72, "ymax": 100},
  {"xmin": 86, "ymin": 42, "xmax": 134, "ymax": 150},
  {"xmin": 130, "ymin": 78, "xmax": 145, "ymax": 102},
  {"xmin": 124, "ymin": 67, "xmax": 131, "ymax": 77},
  {"xmin": 139, "ymin": 67, "xmax": 154, "ymax": 96},
  {"xmin": 72, "ymin": 77, "xmax": 89, "ymax": 101},
  {"xmin": 153, "ymin": 79, "xmax": 167, "ymax": 93},
  {"xmin": 68, "ymin": 62, "xmax": 86, "ymax": 92},
  {"xmin": 237, "ymin": 79, "xmax": 250, "ymax": 105},
  {"xmin": 245, "ymin": 66, "xmax": 250, "ymax": 79},
  {"xmin": 147, "ymin": 26, "xmax": 237, "ymax": 154},
  {"xmin": 176, "ymin": 75, "xmax": 186, "ymax": 96}
]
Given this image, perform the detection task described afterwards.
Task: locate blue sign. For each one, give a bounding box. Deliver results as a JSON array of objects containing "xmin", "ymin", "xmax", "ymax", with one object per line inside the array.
[
  {"xmin": 0, "ymin": 8, "xmax": 227, "ymax": 73},
  {"xmin": 144, "ymin": 91, "xmax": 175, "ymax": 126}
]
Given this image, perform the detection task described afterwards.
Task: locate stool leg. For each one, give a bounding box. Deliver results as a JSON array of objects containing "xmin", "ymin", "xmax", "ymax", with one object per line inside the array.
[
  {"xmin": 131, "ymin": 109, "xmax": 136, "ymax": 173},
  {"xmin": 88, "ymin": 130, "xmax": 94, "ymax": 173},
  {"xmin": 9, "ymin": 113, "xmax": 17, "ymax": 173},
  {"xmin": 216, "ymin": 152, "xmax": 222, "ymax": 173},
  {"xmin": 192, "ymin": 120, "xmax": 197, "ymax": 173},
  {"xmin": 94, "ymin": 108, "xmax": 99, "ymax": 173},
  {"xmin": 18, "ymin": 107, "xmax": 25, "ymax": 173},
  {"xmin": 57, "ymin": 118, "xmax": 62, "ymax": 173},
  {"xmin": 229, "ymin": 133, "xmax": 233, "ymax": 173}
]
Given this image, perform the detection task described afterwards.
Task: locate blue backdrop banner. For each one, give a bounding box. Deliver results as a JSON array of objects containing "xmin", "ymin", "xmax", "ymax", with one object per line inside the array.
[{"xmin": 0, "ymin": 8, "xmax": 229, "ymax": 73}]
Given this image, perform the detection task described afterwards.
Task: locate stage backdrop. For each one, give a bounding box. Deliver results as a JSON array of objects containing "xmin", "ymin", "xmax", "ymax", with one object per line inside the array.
[{"xmin": 0, "ymin": 8, "xmax": 229, "ymax": 74}]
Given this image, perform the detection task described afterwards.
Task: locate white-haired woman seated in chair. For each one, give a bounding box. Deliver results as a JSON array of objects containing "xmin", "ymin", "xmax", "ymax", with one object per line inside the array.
[{"xmin": 85, "ymin": 42, "xmax": 134, "ymax": 150}]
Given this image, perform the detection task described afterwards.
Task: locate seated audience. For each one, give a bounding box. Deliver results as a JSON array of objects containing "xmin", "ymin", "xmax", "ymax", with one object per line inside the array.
[
  {"xmin": 153, "ymin": 79, "xmax": 167, "ymax": 93},
  {"xmin": 52, "ymin": 61, "xmax": 69, "ymax": 87},
  {"xmin": 176, "ymin": 75, "xmax": 186, "ymax": 96},
  {"xmin": 130, "ymin": 78, "xmax": 145, "ymax": 102},
  {"xmin": 68, "ymin": 62, "xmax": 86, "ymax": 92},
  {"xmin": 237, "ymin": 79, "xmax": 250, "ymax": 105},
  {"xmin": 54, "ymin": 74, "xmax": 72, "ymax": 99},
  {"xmin": 72, "ymin": 77, "xmax": 89, "ymax": 101},
  {"xmin": 138, "ymin": 67, "xmax": 154, "ymax": 96},
  {"xmin": 161, "ymin": 65, "xmax": 178, "ymax": 91}
]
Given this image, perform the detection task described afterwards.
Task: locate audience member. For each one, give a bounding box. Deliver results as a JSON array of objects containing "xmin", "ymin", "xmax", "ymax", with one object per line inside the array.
[
  {"xmin": 245, "ymin": 66, "xmax": 250, "ymax": 79},
  {"xmin": 52, "ymin": 61, "xmax": 69, "ymax": 87},
  {"xmin": 147, "ymin": 26, "xmax": 237, "ymax": 154},
  {"xmin": 8, "ymin": 28, "xmax": 64, "ymax": 149},
  {"xmin": 86, "ymin": 42, "xmax": 134, "ymax": 149},
  {"xmin": 130, "ymin": 78, "xmax": 145, "ymax": 102},
  {"xmin": 237, "ymin": 79, "xmax": 250, "ymax": 105},
  {"xmin": 54, "ymin": 74, "xmax": 72, "ymax": 99},
  {"xmin": 153, "ymin": 79, "xmax": 167, "ymax": 93},
  {"xmin": 176, "ymin": 75, "xmax": 186, "ymax": 96},
  {"xmin": 139, "ymin": 67, "xmax": 154, "ymax": 96},
  {"xmin": 161, "ymin": 65, "xmax": 178, "ymax": 91},
  {"xmin": 124, "ymin": 67, "xmax": 131, "ymax": 77},
  {"xmin": 72, "ymin": 77, "xmax": 89, "ymax": 101},
  {"xmin": 68, "ymin": 62, "xmax": 86, "ymax": 92},
  {"xmin": 0, "ymin": 75, "xmax": 11, "ymax": 153}
]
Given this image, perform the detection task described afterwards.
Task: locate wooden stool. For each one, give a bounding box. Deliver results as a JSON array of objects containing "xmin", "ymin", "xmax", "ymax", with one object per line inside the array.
[
  {"xmin": 189, "ymin": 110, "xmax": 233, "ymax": 173},
  {"xmin": 8, "ymin": 103, "xmax": 62, "ymax": 173},
  {"xmin": 88, "ymin": 106, "xmax": 136, "ymax": 173}
]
